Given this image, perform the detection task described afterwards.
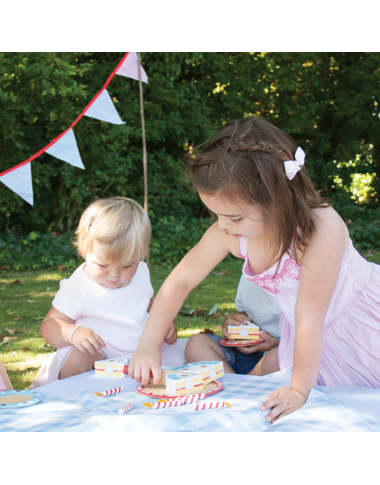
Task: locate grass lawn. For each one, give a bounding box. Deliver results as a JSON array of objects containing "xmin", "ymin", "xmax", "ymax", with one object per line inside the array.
[{"xmin": 1, "ymin": 249, "xmax": 379, "ymax": 390}]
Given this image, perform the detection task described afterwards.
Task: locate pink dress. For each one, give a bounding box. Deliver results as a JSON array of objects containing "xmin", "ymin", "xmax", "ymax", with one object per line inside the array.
[{"xmin": 240, "ymin": 237, "xmax": 380, "ymax": 387}]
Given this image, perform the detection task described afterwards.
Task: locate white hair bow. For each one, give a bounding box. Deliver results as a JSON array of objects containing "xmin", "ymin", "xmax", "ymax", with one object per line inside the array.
[{"xmin": 283, "ymin": 147, "xmax": 305, "ymax": 181}]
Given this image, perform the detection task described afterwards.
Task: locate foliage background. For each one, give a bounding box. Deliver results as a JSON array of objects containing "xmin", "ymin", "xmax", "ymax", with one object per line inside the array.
[{"xmin": 1, "ymin": 52, "xmax": 379, "ymax": 269}]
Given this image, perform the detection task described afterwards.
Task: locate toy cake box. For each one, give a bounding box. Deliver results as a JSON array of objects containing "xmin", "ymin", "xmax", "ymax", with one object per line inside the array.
[
  {"xmin": 228, "ymin": 322, "xmax": 260, "ymax": 339},
  {"xmin": 171, "ymin": 361, "xmax": 224, "ymax": 386},
  {"xmin": 95, "ymin": 357, "xmax": 129, "ymax": 378},
  {"xmin": 165, "ymin": 373, "xmax": 204, "ymax": 396}
]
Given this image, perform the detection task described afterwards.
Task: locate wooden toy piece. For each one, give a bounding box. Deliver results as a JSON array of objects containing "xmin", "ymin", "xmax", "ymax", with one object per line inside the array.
[
  {"xmin": 173, "ymin": 392, "xmax": 206, "ymax": 402},
  {"xmin": 171, "ymin": 361, "xmax": 224, "ymax": 386},
  {"xmin": 137, "ymin": 380, "xmax": 223, "ymax": 399},
  {"xmin": 219, "ymin": 337, "xmax": 265, "ymax": 347},
  {"xmin": 227, "ymin": 321, "xmax": 260, "ymax": 339},
  {"xmin": 118, "ymin": 403, "xmax": 133, "ymax": 414},
  {"xmin": 143, "ymin": 400, "xmax": 184, "ymax": 409},
  {"xmin": 194, "ymin": 401, "xmax": 231, "ymax": 410},
  {"xmin": 0, "ymin": 360, "xmax": 13, "ymax": 391},
  {"xmin": 147, "ymin": 369, "xmax": 191, "ymax": 387},
  {"xmin": 165, "ymin": 373, "xmax": 204, "ymax": 397},
  {"xmin": 95, "ymin": 358, "xmax": 129, "ymax": 378},
  {"xmin": 0, "ymin": 390, "xmax": 44, "ymax": 409},
  {"xmin": 123, "ymin": 365, "xmax": 196, "ymax": 386},
  {"xmin": 95, "ymin": 386, "xmax": 123, "ymax": 397}
]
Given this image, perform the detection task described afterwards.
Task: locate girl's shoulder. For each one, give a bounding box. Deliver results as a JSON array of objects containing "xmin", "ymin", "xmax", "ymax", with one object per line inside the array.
[
  {"xmin": 204, "ymin": 222, "xmax": 243, "ymax": 259},
  {"xmin": 311, "ymin": 206, "xmax": 348, "ymax": 239},
  {"xmin": 301, "ymin": 206, "xmax": 349, "ymax": 262}
]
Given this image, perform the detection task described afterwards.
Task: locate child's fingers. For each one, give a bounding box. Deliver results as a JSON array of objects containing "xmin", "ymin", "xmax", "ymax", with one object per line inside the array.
[
  {"xmin": 238, "ymin": 343, "xmax": 268, "ymax": 354},
  {"xmin": 265, "ymin": 404, "xmax": 288, "ymax": 423},
  {"xmin": 260, "ymin": 397, "xmax": 282, "ymax": 411},
  {"xmin": 81, "ymin": 340, "xmax": 97, "ymax": 355},
  {"xmin": 267, "ymin": 389, "xmax": 281, "ymax": 400},
  {"xmin": 272, "ymin": 409, "xmax": 291, "ymax": 424},
  {"xmin": 230, "ymin": 314, "xmax": 251, "ymax": 325},
  {"xmin": 94, "ymin": 334, "xmax": 106, "ymax": 348},
  {"xmin": 150, "ymin": 365, "xmax": 162, "ymax": 387},
  {"xmin": 130, "ymin": 363, "xmax": 141, "ymax": 383},
  {"xmin": 87, "ymin": 335, "xmax": 103, "ymax": 352}
]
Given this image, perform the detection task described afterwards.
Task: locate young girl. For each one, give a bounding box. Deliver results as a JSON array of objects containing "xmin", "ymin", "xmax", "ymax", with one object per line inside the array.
[
  {"xmin": 128, "ymin": 117, "xmax": 380, "ymax": 423},
  {"xmin": 31, "ymin": 197, "xmax": 187, "ymax": 388}
]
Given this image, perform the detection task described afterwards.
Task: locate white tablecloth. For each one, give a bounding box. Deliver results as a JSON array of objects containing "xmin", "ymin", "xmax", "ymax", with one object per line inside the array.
[{"xmin": 1, "ymin": 368, "xmax": 379, "ymax": 432}]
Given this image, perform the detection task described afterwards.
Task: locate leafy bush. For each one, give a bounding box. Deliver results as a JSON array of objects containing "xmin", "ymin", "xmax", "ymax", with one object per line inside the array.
[
  {"xmin": 0, "ymin": 216, "xmax": 214, "ymax": 271},
  {"xmin": 1, "ymin": 52, "xmax": 380, "ymax": 258}
]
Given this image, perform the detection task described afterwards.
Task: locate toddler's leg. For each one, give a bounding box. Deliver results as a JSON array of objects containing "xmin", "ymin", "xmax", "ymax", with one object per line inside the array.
[
  {"xmin": 184, "ymin": 333, "xmax": 235, "ymax": 373},
  {"xmin": 248, "ymin": 347, "xmax": 280, "ymax": 377},
  {"xmin": 59, "ymin": 350, "xmax": 104, "ymax": 380}
]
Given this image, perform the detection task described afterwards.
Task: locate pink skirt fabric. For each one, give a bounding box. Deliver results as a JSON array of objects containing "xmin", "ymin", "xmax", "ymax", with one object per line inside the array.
[{"xmin": 279, "ymin": 264, "xmax": 380, "ymax": 387}]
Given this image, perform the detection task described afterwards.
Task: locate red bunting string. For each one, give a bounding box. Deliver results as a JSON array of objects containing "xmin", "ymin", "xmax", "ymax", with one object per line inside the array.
[{"xmin": 0, "ymin": 52, "xmax": 130, "ymax": 178}]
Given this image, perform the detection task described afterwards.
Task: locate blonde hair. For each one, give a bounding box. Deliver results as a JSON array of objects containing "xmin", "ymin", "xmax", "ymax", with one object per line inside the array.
[{"xmin": 74, "ymin": 197, "xmax": 151, "ymax": 263}]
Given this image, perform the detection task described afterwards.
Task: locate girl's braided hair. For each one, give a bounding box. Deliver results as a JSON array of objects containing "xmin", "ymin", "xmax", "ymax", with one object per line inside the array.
[{"xmin": 185, "ymin": 117, "xmax": 328, "ymax": 269}]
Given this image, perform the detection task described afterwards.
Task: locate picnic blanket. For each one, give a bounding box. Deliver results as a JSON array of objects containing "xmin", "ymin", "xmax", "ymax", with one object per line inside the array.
[{"xmin": 1, "ymin": 368, "xmax": 379, "ymax": 432}]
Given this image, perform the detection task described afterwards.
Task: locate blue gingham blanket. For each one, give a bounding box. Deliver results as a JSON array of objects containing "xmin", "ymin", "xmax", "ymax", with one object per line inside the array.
[{"xmin": 1, "ymin": 368, "xmax": 379, "ymax": 432}]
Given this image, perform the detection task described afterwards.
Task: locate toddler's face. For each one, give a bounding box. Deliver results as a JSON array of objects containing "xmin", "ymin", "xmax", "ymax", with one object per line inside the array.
[
  {"xmin": 199, "ymin": 192, "xmax": 266, "ymax": 239},
  {"xmin": 84, "ymin": 241, "xmax": 139, "ymax": 289}
]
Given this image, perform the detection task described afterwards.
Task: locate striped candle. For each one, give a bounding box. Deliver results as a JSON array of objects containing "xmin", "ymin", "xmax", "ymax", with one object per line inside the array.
[
  {"xmin": 143, "ymin": 400, "xmax": 184, "ymax": 409},
  {"xmin": 118, "ymin": 403, "xmax": 133, "ymax": 414},
  {"xmin": 95, "ymin": 386, "xmax": 123, "ymax": 397},
  {"xmin": 193, "ymin": 401, "xmax": 231, "ymax": 411},
  {"xmin": 173, "ymin": 392, "xmax": 207, "ymax": 402}
]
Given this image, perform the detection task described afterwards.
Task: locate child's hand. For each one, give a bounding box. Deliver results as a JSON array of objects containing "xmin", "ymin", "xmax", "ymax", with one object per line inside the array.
[
  {"xmin": 222, "ymin": 313, "xmax": 250, "ymax": 338},
  {"xmin": 238, "ymin": 330, "xmax": 279, "ymax": 354},
  {"xmin": 71, "ymin": 326, "xmax": 105, "ymax": 355},
  {"xmin": 164, "ymin": 321, "xmax": 177, "ymax": 345},
  {"xmin": 260, "ymin": 387, "xmax": 308, "ymax": 424},
  {"xmin": 129, "ymin": 342, "xmax": 162, "ymax": 386}
]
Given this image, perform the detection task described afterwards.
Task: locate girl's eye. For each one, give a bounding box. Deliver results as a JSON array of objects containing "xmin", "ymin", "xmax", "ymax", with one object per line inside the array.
[
  {"xmin": 231, "ymin": 217, "xmax": 243, "ymax": 223},
  {"xmin": 98, "ymin": 264, "xmax": 107, "ymax": 268},
  {"xmin": 123, "ymin": 265, "xmax": 131, "ymax": 269}
]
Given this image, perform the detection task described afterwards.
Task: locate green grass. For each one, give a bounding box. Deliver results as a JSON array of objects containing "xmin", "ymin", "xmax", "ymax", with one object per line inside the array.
[{"xmin": 1, "ymin": 249, "xmax": 379, "ymax": 390}]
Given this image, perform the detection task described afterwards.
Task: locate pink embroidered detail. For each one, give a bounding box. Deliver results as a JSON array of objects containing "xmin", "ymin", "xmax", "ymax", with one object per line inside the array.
[{"xmin": 248, "ymin": 257, "xmax": 301, "ymax": 294}]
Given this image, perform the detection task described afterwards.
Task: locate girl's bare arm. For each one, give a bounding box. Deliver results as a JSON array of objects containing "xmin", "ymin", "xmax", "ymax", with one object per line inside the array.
[
  {"xmin": 129, "ymin": 222, "xmax": 239, "ymax": 385},
  {"xmin": 291, "ymin": 207, "xmax": 349, "ymax": 396}
]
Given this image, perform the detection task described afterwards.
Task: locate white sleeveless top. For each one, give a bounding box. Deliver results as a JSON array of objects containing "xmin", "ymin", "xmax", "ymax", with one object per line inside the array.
[{"xmin": 52, "ymin": 261, "xmax": 153, "ymax": 358}]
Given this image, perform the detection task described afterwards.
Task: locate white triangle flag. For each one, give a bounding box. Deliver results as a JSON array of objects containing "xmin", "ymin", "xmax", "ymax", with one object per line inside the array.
[
  {"xmin": 84, "ymin": 89, "xmax": 125, "ymax": 125},
  {"xmin": 116, "ymin": 52, "xmax": 148, "ymax": 83},
  {"xmin": 0, "ymin": 162, "xmax": 33, "ymax": 206},
  {"xmin": 45, "ymin": 129, "xmax": 84, "ymax": 169}
]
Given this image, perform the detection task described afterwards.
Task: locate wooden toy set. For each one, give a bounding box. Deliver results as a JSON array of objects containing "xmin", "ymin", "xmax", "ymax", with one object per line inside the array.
[{"xmin": 94, "ymin": 358, "xmax": 225, "ymax": 399}]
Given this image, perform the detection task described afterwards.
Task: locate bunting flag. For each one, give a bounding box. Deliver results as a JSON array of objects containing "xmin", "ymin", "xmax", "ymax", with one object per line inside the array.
[
  {"xmin": 0, "ymin": 162, "xmax": 33, "ymax": 206},
  {"xmin": 0, "ymin": 52, "xmax": 148, "ymax": 205},
  {"xmin": 45, "ymin": 129, "xmax": 84, "ymax": 169},
  {"xmin": 84, "ymin": 89, "xmax": 125, "ymax": 125},
  {"xmin": 116, "ymin": 52, "xmax": 148, "ymax": 83}
]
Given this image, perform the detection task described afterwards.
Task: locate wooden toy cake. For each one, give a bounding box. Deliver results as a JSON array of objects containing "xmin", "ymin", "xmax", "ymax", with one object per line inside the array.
[
  {"xmin": 94, "ymin": 357, "xmax": 129, "ymax": 378},
  {"xmin": 227, "ymin": 322, "xmax": 260, "ymax": 339}
]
